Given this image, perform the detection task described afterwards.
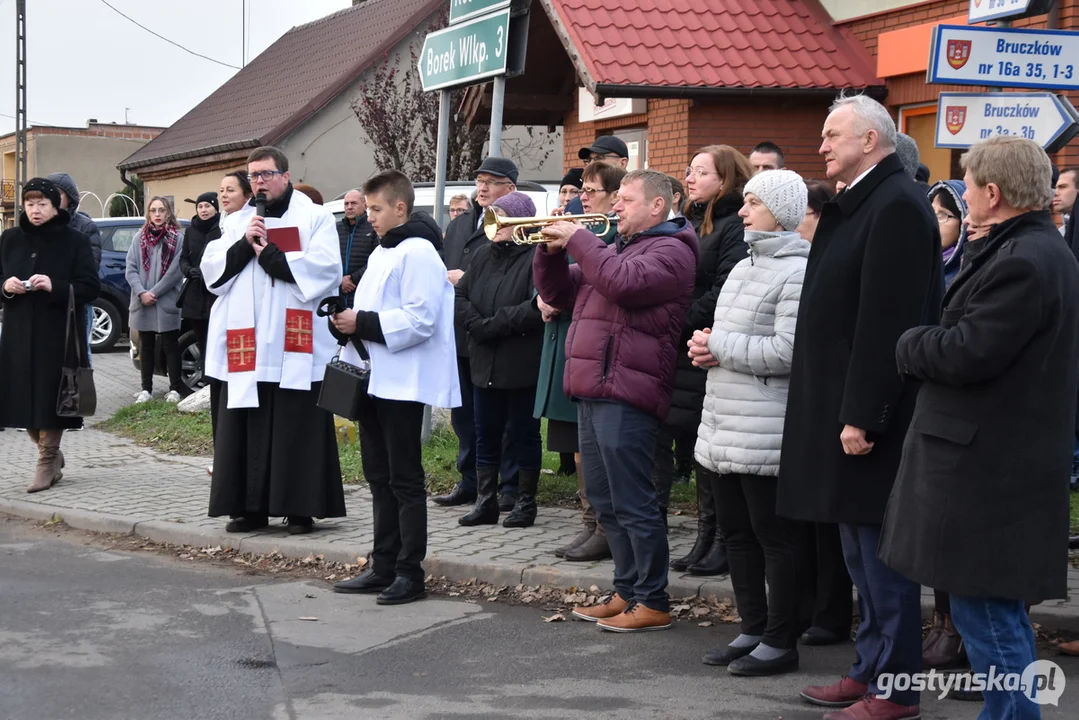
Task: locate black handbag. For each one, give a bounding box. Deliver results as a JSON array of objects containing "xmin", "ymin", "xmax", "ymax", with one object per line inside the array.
[
  {"xmin": 318, "ymin": 344, "xmax": 371, "ymax": 421},
  {"xmin": 56, "ymin": 286, "xmax": 97, "ymax": 417}
]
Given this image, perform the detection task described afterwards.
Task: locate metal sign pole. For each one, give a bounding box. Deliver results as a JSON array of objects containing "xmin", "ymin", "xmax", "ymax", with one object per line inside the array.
[
  {"xmin": 423, "ymin": 88, "xmax": 452, "ymax": 445},
  {"xmin": 489, "ymin": 75, "xmax": 505, "ymax": 157},
  {"xmin": 14, "ymin": 0, "xmax": 28, "ymax": 200}
]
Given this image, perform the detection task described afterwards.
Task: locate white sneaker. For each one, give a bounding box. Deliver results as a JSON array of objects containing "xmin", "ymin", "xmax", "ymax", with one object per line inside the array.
[
  {"xmin": 164, "ymin": 391, "xmax": 182, "ymax": 403},
  {"xmin": 134, "ymin": 391, "xmax": 152, "ymax": 404},
  {"xmin": 206, "ymin": 465, "xmax": 213, "ymax": 477}
]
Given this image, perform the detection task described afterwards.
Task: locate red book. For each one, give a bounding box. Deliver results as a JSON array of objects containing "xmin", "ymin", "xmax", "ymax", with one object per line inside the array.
[{"xmin": 267, "ymin": 227, "xmax": 301, "ymax": 253}]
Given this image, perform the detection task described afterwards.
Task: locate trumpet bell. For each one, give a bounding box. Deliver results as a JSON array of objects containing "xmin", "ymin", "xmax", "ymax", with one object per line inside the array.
[{"xmin": 482, "ymin": 207, "xmax": 611, "ymax": 245}]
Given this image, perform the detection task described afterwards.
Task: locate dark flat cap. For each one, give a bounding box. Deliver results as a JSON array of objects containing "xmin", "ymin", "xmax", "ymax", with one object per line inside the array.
[
  {"xmin": 475, "ymin": 156, "xmax": 519, "ymax": 185},
  {"xmin": 578, "ymin": 135, "xmax": 628, "ymax": 160}
]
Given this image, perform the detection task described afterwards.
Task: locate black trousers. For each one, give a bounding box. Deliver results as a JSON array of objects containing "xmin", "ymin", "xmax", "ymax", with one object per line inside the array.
[
  {"xmin": 191, "ymin": 318, "xmax": 210, "ymax": 378},
  {"xmin": 139, "ymin": 330, "xmax": 183, "ymax": 393},
  {"xmin": 652, "ymin": 424, "xmax": 696, "ymax": 511},
  {"xmin": 809, "ymin": 522, "xmax": 854, "ymax": 635},
  {"xmin": 715, "ymin": 473, "xmax": 811, "ymax": 649},
  {"xmin": 357, "ymin": 397, "xmax": 427, "ymax": 583}
]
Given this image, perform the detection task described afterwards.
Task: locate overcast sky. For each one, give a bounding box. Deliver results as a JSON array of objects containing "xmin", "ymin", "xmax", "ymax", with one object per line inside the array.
[{"xmin": 0, "ymin": 0, "xmax": 350, "ymax": 135}]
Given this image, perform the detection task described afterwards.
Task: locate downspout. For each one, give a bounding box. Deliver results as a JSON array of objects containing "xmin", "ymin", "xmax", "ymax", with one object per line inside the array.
[{"xmin": 119, "ymin": 168, "xmax": 142, "ymax": 212}]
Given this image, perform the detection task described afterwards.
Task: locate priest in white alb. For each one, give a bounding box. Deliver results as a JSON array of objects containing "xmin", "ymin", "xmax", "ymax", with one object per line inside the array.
[{"xmin": 201, "ymin": 146, "xmax": 345, "ymax": 535}]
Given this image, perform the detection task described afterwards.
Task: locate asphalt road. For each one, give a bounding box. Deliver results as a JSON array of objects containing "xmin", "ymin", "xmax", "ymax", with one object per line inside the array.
[{"xmin": 2, "ymin": 517, "xmax": 1076, "ymax": 720}]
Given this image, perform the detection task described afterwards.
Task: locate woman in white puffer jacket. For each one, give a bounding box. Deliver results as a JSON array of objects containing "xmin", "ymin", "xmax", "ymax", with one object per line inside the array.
[{"xmin": 687, "ymin": 169, "xmax": 811, "ymax": 678}]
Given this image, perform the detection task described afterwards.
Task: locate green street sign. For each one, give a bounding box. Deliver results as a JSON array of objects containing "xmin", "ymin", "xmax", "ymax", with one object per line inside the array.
[
  {"xmin": 418, "ymin": 9, "xmax": 510, "ymax": 91},
  {"xmin": 449, "ymin": 0, "xmax": 510, "ymax": 25}
]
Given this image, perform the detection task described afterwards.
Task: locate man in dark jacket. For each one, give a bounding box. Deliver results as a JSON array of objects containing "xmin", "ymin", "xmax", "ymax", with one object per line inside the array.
[
  {"xmin": 779, "ymin": 95, "xmax": 942, "ymax": 720},
  {"xmin": 337, "ymin": 189, "xmax": 376, "ymax": 302},
  {"xmin": 47, "ymin": 173, "xmax": 102, "ymax": 366},
  {"xmin": 535, "ymin": 169, "xmax": 699, "ymax": 633},
  {"xmin": 434, "ymin": 157, "xmax": 521, "ymax": 510},
  {"xmin": 881, "ymin": 137, "xmax": 1079, "ymax": 716}
]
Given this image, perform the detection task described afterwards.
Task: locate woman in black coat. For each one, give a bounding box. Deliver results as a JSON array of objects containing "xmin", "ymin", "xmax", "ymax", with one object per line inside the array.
[
  {"xmin": 0, "ymin": 178, "xmax": 99, "ymax": 493},
  {"xmin": 179, "ymin": 191, "xmax": 220, "ymax": 373},
  {"xmin": 455, "ymin": 191, "xmax": 545, "ymax": 529},
  {"xmin": 666, "ymin": 145, "xmax": 754, "ymax": 576}
]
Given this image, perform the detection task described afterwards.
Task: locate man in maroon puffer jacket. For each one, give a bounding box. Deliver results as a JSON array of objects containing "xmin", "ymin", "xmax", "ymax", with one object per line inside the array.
[{"xmin": 534, "ymin": 169, "xmax": 699, "ymax": 632}]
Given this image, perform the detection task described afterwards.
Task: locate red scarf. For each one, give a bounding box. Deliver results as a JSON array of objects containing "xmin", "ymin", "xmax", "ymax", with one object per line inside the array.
[{"xmin": 140, "ymin": 223, "xmax": 179, "ymax": 279}]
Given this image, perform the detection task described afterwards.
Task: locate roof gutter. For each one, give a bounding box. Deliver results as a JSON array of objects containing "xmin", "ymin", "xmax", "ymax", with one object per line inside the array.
[
  {"xmin": 593, "ymin": 83, "xmax": 888, "ymax": 102},
  {"xmin": 118, "ymin": 139, "xmax": 262, "ymax": 171}
]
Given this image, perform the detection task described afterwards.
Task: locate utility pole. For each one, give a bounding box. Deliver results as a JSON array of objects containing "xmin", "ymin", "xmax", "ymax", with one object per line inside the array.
[{"xmin": 14, "ymin": 0, "xmax": 28, "ymax": 199}]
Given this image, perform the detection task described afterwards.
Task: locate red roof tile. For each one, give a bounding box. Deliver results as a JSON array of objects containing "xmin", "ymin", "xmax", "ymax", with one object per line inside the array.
[
  {"xmin": 545, "ymin": 0, "xmax": 881, "ymax": 95},
  {"xmin": 120, "ymin": 0, "xmax": 442, "ymax": 170}
]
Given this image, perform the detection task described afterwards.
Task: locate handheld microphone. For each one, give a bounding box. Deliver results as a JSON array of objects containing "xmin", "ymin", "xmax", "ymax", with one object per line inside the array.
[{"xmin": 255, "ymin": 192, "xmax": 266, "ymax": 217}]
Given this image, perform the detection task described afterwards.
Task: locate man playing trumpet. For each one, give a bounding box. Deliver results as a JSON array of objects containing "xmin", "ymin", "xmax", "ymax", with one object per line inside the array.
[{"xmin": 533, "ymin": 169, "xmax": 699, "ymax": 632}]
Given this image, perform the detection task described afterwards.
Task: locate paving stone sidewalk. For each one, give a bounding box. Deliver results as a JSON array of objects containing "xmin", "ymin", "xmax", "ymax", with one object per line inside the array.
[{"xmin": 3, "ymin": 350, "xmax": 1079, "ymax": 631}]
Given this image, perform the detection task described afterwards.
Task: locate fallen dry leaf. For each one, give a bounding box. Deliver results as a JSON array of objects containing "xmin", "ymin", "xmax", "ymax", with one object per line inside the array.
[
  {"xmin": 299, "ymin": 616, "xmax": 318, "ymax": 621},
  {"xmin": 698, "ymin": 621, "xmax": 713, "ymax": 627},
  {"xmin": 543, "ymin": 613, "xmax": 565, "ymax": 623},
  {"xmin": 304, "ymin": 593, "xmax": 316, "ymax": 599}
]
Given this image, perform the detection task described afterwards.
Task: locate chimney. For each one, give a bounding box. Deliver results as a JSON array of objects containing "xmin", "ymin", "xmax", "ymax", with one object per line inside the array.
[{"xmin": 88, "ymin": 118, "xmax": 98, "ymax": 124}]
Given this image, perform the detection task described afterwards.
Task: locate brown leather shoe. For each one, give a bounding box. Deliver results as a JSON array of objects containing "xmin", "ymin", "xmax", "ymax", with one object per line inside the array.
[
  {"xmin": 923, "ymin": 614, "xmax": 965, "ymax": 669},
  {"xmin": 800, "ymin": 675, "xmax": 869, "ymax": 707},
  {"xmin": 571, "ymin": 593, "xmax": 627, "ymax": 622},
  {"xmin": 822, "ymin": 696, "xmax": 921, "ymax": 719},
  {"xmin": 597, "ymin": 603, "xmax": 671, "ymax": 633}
]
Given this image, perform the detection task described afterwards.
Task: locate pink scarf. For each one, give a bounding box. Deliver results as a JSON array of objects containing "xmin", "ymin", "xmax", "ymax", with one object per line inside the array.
[{"xmin": 140, "ymin": 223, "xmax": 179, "ymax": 279}]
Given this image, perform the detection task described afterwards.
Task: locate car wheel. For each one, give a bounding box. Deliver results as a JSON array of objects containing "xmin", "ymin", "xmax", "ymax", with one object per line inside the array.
[
  {"xmin": 178, "ymin": 330, "xmax": 203, "ymax": 392},
  {"xmin": 90, "ymin": 299, "xmax": 122, "ymax": 352}
]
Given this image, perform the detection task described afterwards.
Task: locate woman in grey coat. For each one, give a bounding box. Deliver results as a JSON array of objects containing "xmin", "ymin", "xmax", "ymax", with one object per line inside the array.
[
  {"xmin": 687, "ymin": 170, "xmax": 811, "ymax": 677},
  {"xmin": 126, "ymin": 196, "xmax": 185, "ymax": 402}
]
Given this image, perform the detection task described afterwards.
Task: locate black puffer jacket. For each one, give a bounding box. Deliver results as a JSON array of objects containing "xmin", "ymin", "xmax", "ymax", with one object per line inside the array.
[
  {"xmin": 665, "ymin": 193, "xmax": 748, "ymax": 431},
  {"xmin": 455, "ymin": 239, "xmax": 543, "ymax": 389},
  {"xmin": 337, "ymin": 213, "xmax": 378, "ymax": 285}
]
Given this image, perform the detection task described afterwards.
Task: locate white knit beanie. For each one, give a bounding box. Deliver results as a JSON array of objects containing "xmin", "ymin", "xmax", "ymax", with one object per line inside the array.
[{"xmin": 743, "ymin": 169, "xmax": 808, "ymax": 232}]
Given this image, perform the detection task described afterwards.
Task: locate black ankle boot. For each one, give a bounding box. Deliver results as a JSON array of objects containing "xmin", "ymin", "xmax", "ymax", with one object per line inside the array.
[
  {"xmin": 503, "ymin": 468, "xmax": 539, "ymax": 528},
  {"xmin": 460, "ymin": 466, "xmax": 499, "ymax": 526},
  {"xmin": 671, "ymin": 474, "xmax": 715, "ymax": 571},
  {"xmin": 688, "ymin": 536, "xmax": 729, "ymax": 576}
]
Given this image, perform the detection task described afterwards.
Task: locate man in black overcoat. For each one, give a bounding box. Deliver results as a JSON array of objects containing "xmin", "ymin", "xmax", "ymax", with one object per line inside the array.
[
  {"xmin": 778, "ymin": 95, "xmax": 942, "ymax": 719},
  {"xmin": 881, "ymin": 137, "xmax": 1079, "ymax": 716}
]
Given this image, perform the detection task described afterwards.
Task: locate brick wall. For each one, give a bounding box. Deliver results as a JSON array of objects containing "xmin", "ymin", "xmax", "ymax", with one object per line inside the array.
[
  {"xmin": 562, "ymin": 90, "xmax": 648, "ymax": 170},
  {"xmin": 839, "ymin": 0, "xmax": 1079, "ymax": 170},
  {"xmin": 689, "ymin": 96, "xmax": 834, "ymax": 179},
  {"xmin": 27, "ymin": 124, "xmax": 164, "ymax": 142}
]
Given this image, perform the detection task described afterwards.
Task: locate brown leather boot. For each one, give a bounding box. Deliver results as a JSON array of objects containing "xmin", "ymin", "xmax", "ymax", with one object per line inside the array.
[{"xmin": 27, "ymin": 429, "xmax": 63, "ymax": 493}]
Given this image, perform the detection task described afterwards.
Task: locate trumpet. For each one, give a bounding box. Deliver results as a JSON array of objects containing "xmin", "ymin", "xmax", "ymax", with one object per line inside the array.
[{"xmin": 482, "ymin": 207, "xmax": 611, "ymax": 245}]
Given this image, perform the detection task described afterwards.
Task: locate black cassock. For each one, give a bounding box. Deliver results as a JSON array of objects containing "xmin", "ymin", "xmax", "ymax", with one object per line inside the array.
[{"xmin": 208, "ymin": 380, "xmax": 345, "ymax": 519}]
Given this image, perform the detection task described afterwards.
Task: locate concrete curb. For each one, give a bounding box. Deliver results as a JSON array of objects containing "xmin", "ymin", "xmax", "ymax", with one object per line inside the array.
[{"xmin": 4, "ymin": 499, "xmax": 1078, "ymax": 632}]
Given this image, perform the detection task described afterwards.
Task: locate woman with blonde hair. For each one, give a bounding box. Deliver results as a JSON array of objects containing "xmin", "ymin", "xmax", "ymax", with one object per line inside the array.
[
  {"xmin": 126, "ymin": 196, "xmax": 186, "ymax": 403},
  {"xmin": 666, "ymin": 144, "xmax": 755, "ymax": 575}
]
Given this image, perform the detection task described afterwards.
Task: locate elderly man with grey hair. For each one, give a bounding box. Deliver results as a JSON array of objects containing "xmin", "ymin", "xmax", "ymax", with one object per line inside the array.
[
  {"xmin": 778, "ymin": 93, "xmax": 943, "ymax": 720},
  {"xmin": 881, "ymin": 136, "xmax": 1079, "ymax": 718}
]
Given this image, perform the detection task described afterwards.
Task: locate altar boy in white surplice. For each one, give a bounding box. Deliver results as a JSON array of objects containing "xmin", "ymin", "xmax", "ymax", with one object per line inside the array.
[
  {"xmin": 330, "ymin": 170, "xmax": 460, "ymax": 606},
  {"xmin": 201, "ymin": 146, "xmax": 345, "ymax": 535}
]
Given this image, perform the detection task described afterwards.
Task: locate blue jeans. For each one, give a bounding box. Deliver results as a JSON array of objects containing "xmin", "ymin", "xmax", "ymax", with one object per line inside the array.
[
  {"xmin": 84, "ymin": 304, "xmax": 93, "ymax": 368},
  {"xmin": 451, "ymin": 356, "xmax": 519, "ymax": 494},
  {"xmin": 579, "ymin": 400, "xmax": 668, "ymax": 612},
  {"xmin": 473, "ymin": 385, "xmax": 542, "ymax": 472},
  {"xmin": 839, "ymin": 523, "xmax": 922, "ymax": 706},
  {"xmin": 950, "ymin": 595, "xmax": 1041, "ymax": 720}
]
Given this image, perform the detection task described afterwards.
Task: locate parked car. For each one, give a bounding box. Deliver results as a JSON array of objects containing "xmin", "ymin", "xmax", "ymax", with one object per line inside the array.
[{"xmin": 325, "ymin": 180, "xmax": 560, "ymax": 230}]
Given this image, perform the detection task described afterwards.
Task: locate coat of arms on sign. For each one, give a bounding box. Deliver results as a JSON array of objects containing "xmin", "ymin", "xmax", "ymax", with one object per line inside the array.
[
  {"xmin": 947, "ymin": 40, "xmax": 972, "ymax": 70},
  {"xmin": 945, "ymin": 106, "xmax": 967, "ymax": 135}
]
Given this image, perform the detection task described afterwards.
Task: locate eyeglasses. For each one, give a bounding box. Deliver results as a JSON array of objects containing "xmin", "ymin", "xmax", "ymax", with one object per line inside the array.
[
  {"xmin": 475, "ymin": 178, "xmax": 511, "ymax": 188},
  {"xmin": 448, "ymin": 207, "xmax": 467, "ymax": 216},
  {"xmin": 685, "ymin": 167, "xmax": 718, "ymax": 180},
  {"xmin": 935, "ymin": 211, "xmax": 958, "ymax": 223},
  {"xmin": 248, "ymin": 170, "xmax": 285, "ymax": 182},
  {"xmin": 585, "ymin": 153, "xmax": 620, "ymax": 163},
  {"xmin": 149, "ymin": 207, "xmax": 169, "ymax": 215},
  {"xmin": 580, "ymin": 186, "xmax": 606, "ymax": 197}
]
